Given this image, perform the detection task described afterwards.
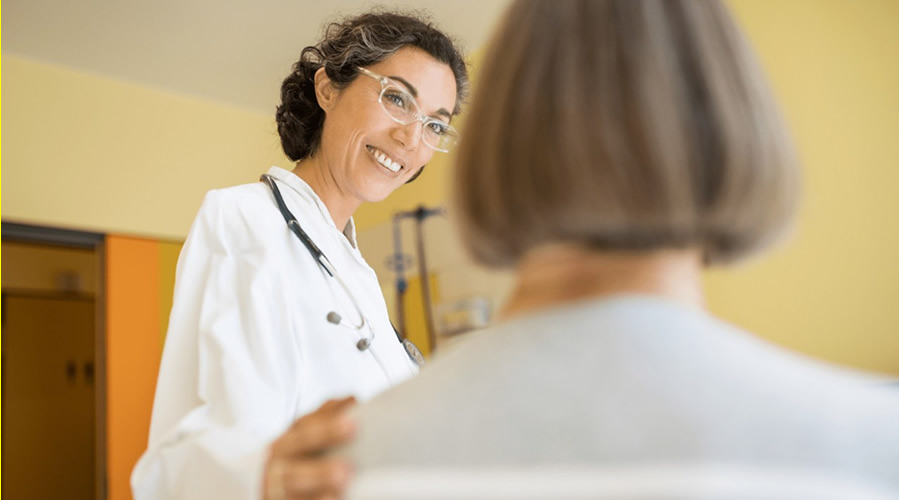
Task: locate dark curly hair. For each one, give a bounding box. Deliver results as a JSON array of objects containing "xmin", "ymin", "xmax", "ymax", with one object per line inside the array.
[{"xmin": 276, "ymin": 10, "xmax": 469, "ymax": 163}]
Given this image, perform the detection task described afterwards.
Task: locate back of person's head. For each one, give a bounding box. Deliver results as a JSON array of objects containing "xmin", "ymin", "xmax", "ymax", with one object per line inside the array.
[
  {"xmin": 453, "ymin": 0, "xmax": 799, "ymax": 268},
  {"xmin": 276, "ymin": 10, "xmax": 469, "ymax": 162}
]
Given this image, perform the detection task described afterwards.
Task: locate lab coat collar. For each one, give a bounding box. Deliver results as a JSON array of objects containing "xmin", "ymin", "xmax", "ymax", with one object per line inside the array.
[{"xmin": 265, "ymin": 166, "xmax": 359, "ymax": 249}]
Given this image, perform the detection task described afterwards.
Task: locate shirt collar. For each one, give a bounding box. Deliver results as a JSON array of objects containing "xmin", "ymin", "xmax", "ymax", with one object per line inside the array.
[{"xmin": 264, "ymin": 166, "xmax": 359, "ymax": 249}]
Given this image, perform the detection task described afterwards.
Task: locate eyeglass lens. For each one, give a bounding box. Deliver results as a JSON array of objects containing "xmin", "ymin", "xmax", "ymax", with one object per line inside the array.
[{"xmin": 379, "ymin": 85, "xmax": 456, "ymax": 151}]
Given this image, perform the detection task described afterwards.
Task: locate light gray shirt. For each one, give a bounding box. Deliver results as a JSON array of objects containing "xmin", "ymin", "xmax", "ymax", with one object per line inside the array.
[{"xmin": 346, "ymin": 296, "xmax": 899, "ymax": 497}]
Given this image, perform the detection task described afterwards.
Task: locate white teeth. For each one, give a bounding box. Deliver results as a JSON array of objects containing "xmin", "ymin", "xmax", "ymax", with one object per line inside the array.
[{"xmin": 369, "ymin": 147, "xmax": 402, "ymax": 173}]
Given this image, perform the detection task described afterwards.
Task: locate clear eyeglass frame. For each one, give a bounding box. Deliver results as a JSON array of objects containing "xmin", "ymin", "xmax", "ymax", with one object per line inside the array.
[{"xmin": 356, "ymin": 66, "xmax": 458, "ymax": 153}]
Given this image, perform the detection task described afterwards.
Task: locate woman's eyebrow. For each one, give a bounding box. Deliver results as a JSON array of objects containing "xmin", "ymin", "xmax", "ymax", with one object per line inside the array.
[
  {"xmin": 388, "ymin": 75, "xmax": 418, "ymax": 97},
  {"xmin": 389, "ymin": 74, "xmax": 453, "ymax": 119}
]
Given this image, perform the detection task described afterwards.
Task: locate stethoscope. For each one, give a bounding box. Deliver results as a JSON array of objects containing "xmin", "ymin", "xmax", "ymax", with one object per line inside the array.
[{"xmin": 261, "ymin": 174, "xmax": 424, "ymax": 366}]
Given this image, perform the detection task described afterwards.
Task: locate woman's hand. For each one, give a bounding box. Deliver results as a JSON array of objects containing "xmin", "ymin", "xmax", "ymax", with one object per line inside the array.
[{"xmin": 263, "ymin": 397, "xmax": 357, "ymax": 500}]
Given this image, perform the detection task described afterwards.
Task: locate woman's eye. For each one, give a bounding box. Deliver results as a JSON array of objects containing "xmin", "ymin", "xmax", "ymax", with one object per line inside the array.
[
  {"xmin": 427, "ymin": 121, "xmax": 449, "ymax": 136},
  {"xmin": 384, "ymin": 90, "xmax": 408, "ymax": 108}
]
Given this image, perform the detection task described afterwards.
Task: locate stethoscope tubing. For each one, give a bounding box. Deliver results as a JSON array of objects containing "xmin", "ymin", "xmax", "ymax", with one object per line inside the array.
[
  {"xmin": 261, "ymin": 174, "xmax": 367, "ymax": 329},
  {"xmin": 261, "ymin": 173, "xmax": 424, "ymax": 365}
]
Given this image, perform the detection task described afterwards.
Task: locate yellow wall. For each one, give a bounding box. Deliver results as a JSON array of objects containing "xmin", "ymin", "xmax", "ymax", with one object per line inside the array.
[
  {"xmin": 157, "ymin": 241, "xmax": 183, "ymax": 348},
  {"xmin": 3, "ymin": 55, "xmax": 288, "ymax": 240},
  {"xmin": 705, "ymin": 0, "xmax": 899, "ymax": 375}
]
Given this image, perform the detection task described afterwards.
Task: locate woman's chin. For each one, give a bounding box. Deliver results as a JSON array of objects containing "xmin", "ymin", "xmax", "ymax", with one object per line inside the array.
[{"xmin": 359, "ymin": 185, "xmax": 397, "ymax": 204}]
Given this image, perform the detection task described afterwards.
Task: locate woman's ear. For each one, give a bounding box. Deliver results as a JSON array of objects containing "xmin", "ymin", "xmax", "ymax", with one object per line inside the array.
[{"xmin": 314, "ymin": 67, "xmax": 337, "ymax": 111}]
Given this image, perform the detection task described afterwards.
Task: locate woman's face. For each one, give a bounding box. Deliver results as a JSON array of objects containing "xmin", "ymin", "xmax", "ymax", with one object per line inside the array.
[{"xmin": 316, "ymin": 46, "xmax": 458, "ymax": 203}]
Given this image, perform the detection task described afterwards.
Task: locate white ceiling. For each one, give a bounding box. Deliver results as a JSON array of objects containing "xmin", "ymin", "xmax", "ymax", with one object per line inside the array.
[{"xmin": 3, "ymin": 0, "xmax": 512, "ymax": 114}]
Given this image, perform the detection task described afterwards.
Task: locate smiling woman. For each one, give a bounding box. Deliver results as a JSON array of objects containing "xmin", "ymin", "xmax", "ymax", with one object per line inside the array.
[
  {"xmin": 299, "ymin": 46, "xmax": 459, "ymax": 219},
  {"xmin": 129, "ymin": 9, "xmax": 468, "ymax": 500}
]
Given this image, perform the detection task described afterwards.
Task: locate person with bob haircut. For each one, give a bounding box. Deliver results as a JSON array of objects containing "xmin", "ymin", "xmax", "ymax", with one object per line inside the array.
[
  {"xmin": 131, "ymin": 9, "xmax": 469, "ymax": 500},
  {"xmin": 343, "ymin": 0, "xmax": 899, "ymax": 497}
]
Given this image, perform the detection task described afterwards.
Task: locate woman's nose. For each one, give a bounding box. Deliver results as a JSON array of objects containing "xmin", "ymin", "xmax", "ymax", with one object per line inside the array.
[{"xmin": 392, "ymin": 120, "xmax": 423, "ymax": 151}]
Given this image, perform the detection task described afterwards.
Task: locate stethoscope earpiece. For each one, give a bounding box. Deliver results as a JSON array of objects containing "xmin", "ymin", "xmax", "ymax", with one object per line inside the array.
[{"xmin": 327, "ymin": 311, "xmax": 370, "ymax": 350}]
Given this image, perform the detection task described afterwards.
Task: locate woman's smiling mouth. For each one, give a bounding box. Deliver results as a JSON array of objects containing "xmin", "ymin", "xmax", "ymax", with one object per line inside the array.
[{"xmin": 366, "ymin": 145, "xmax": 404, "ymax": 173}]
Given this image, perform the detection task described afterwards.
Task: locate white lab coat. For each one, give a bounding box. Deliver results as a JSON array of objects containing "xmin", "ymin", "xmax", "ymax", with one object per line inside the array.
[{"xmin": 131, "ymin": 166, "xmax": 419, "ymax": 500}]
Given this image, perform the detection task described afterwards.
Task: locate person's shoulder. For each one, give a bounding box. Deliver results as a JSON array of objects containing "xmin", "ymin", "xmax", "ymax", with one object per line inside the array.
[
  {"xmin": 345, "ymin": 328, "xmax": 509, "ymax": 460},
  {"xmin": 187, "ymin": 178, "xmax": 285, "ymax": 254},
  {"xmin": 200, "ymin": 179, "xmax": 273, "ymax": 216}
]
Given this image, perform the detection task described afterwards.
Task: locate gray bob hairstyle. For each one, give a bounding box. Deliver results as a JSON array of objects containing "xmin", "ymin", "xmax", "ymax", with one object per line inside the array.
[{"xmin": 453, "ymin": 0, "xmax": 799, "ymax": 267}]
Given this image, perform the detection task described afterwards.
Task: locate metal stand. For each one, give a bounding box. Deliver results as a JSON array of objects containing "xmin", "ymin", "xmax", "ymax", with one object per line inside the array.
[{"xmin": 388, "ymin": 206, "xmax": 443, "ymax": 350}]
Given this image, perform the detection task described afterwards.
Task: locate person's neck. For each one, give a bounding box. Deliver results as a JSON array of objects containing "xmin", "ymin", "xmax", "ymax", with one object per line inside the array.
[
  {"xmin": 291, "ymin": 159, "xmax": 360, "ymax": 231},
  {"xmin": 500, "ymin": 243, "xmax": 705, "ymax": 319}
]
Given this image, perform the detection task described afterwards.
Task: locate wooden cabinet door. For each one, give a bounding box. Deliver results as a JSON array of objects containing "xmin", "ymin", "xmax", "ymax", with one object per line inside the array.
[{"xmin": 3, "ymin": 293, "xmax": 96, "ymax": 500}]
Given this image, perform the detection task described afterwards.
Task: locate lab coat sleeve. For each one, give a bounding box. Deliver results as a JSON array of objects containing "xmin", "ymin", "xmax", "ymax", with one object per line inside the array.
[{"xmin": 132, "ymin": 188, "xmax": 299, "ymax": 500}]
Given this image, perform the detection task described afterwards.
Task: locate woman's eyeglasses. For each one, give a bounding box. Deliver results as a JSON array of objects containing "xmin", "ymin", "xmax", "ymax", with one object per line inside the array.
[{"xmin": 357, "ymin": 66, "xmax": 459, "ymax": 153}]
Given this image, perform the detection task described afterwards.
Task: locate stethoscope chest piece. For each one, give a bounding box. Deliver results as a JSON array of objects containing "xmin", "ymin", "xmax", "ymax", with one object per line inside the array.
[{"xmin": 403, "ymin": 339, "xmax": 425, "ymax": 366}]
